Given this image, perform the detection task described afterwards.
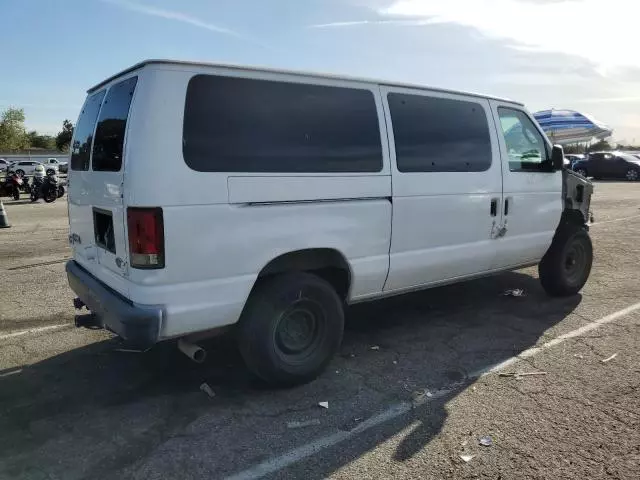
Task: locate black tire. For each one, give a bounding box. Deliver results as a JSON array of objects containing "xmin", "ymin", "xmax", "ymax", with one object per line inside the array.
[
  {"xmin": 43, "ymin": 188, "xmax": 56, "ymax": 203},
  {"xmin": 30, "ymin": 190, "xmax": 38, "ymax": 202},
  {"xmin": 237, "ymin": 272, "xmax": 344, "ymax": 386},
  {"xmin": 57, "ymin": 186, "xmax": 65, "ymax": 198},
  {"xmin": 539, "ymin": 226, "xmax": 593, "ymax": 297},
  {"xmin": 13, "ymin": 189, "xmax": 20, "ymax": 200}
]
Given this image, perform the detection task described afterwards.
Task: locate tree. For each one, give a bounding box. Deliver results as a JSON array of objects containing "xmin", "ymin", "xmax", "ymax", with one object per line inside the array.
[
  {"xmin": 27, "ymin": 130, "xmax": 56, "ymax": 150},
  {"xmin": 0, "ymin": 108, "xmax": 29, "ymax": 151},
  {"xmin": 55, "ymin": 119, "xmax": 74, "ymax": 152},
  {"xmin": 587, "ymin": 139, "xmax": 613, "ymax": 152}
]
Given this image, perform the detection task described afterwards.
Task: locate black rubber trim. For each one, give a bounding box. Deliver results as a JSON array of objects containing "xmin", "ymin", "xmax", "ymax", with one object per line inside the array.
[{"xmin": 66, "ymin": 260, "xmax": 162, "ymax": 350}]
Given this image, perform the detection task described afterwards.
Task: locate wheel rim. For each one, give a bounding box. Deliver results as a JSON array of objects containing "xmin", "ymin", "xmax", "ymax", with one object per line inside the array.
[
  {"xmin": 576, "ymin": 169, "xmax": 586, "ymax": 177},
  {"xmin": 564, "ymin": 240, "xmax": 587, "ymax": 286},
  {"xmin": 274, "ymin": 298, "xmax": 324, "ymax": 363},
  {"xmin": 626, "ymin": 169, "xmax": 638, "ymax": 181}
]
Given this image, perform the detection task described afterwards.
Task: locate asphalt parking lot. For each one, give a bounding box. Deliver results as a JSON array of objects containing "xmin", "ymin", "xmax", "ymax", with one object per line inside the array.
[{"xmin": 1, "ymin": 184, "xmax": 639, "ymax": 480}]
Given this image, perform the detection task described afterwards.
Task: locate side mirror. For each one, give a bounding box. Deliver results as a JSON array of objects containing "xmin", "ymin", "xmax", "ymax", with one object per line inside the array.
[{"xmin": 551, "ymin": 145, "xmax": 564, "ymax": 171}]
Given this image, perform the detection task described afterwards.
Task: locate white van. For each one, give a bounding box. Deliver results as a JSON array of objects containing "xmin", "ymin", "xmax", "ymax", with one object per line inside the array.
[{"xmin": 66, "ymin": 59, "xmax": 593, "ymax": 386}]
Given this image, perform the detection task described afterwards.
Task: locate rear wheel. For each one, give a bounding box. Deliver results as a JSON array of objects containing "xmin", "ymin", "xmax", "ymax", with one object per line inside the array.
[
  {"xmin": 237, "ymin": 272, "xmax": 344, "ymax": 386},
  {"xmin": 539, "ymin": 226, "xmax": 592, "ymax": 297},
  {"xmin": 12, "ymin": 189, "xmax": 20, "ymax": 200},
  {"xmin": 625, "ymin": 168, "xmax": 639, "ymax": 181},
  {"xmin": 43, "ymin": 187, "xmax": 56, "ymax": 203}
]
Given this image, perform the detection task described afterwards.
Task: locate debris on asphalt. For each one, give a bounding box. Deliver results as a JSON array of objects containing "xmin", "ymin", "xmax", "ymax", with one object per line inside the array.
[
  {"xmin": 499, "ymin": 371, "xmax": 547, "ymax": 378},
  {"xmin": 199, "ymin": 382, "xmax": 216, "ymax": 398},
  {"xmin": 354, "ymin": 417, "xmax": 363, "ymax": 422},
  {"xmin": 370, "ymin": 345, "xmax": 380, "ymax": 350},
  {"xmin": 479, "ymin": 436, "xmax": 493, "ymax": 447},
  {"xmin": 574, "ymin": 354, "xmax": 584, "ymax": 359},
  {"xmin": 503, "ymin": 288, "xmax": 526, "ymax": 297},
  {"xmin": 318, "ymin": 401, "xmax": 329, "ymax": 409},
  {"xmin": 287, "ymin": 419, "xmax": 321, "ymax": 429},
  {"xmin": 461, "ymin": 440, "xmax": 468, "ymax": 447},
  {"xmin": 601, "ymin": 353, "xmax": 618, "ymax": 363},
  {"xmin": 459, "ymin": 454, "xmax": 475, "ymax": 463},
  {"xmin": 393, "ymin": 360, "xmax": 398, "ymax": 364},
  {"xmin": 412, "ymin": 389, "xmax": 433, "ymax": 406}
]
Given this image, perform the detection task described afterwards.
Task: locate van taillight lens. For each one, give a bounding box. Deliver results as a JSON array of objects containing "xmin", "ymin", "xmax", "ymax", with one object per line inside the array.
[{"xmin": 127, "ymin": 207, "xmax": 165, "ymax": 269}]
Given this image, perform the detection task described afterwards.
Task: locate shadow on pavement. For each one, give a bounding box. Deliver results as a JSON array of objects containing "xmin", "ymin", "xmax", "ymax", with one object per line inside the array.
[{"xmin": 0, "ymin": 270, "xmax": 581, "ymax": 479}]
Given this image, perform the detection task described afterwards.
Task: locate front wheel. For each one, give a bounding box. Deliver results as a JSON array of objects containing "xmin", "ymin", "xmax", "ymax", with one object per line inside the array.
[
  {"xmin": 539, "ymin": 226, "xmax": 593, "ymax": 297},
  {"xmin": 30, "ymin": 190, "xmax": 38, "ymax": 202},
  {"xmin": 12, "ymin": 188, "xmax": 20, "ymax": 201},
  {"xmin": 57, "ymin": 186, "xmax": 65, "ymax": 198},
  {"xmin": 237, "ymin": 272, "xmax": 344, "ymax": 387},
  {"xmin": 43, "ymin": 188, "xmax": 56, "ymax": 203},
  {"xmin": 625, "ymin": 168, "xmax": 639, "ymax": 181}
]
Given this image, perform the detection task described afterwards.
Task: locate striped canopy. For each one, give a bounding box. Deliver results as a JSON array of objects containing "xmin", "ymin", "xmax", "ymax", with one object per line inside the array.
[{"xmin": 533, "ymin": 109, "xmax": 612, "ymax": 145}]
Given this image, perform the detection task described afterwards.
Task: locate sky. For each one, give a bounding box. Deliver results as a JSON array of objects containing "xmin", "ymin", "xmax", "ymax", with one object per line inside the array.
[{"xmin": 1, "ymin": 0, "xmax": 639, "ymax": 142}]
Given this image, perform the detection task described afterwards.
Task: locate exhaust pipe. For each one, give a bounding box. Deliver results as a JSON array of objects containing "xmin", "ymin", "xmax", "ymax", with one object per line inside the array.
[{"xmin": 177, "ymin": 339, "xmax": 207, "ymax": 363}]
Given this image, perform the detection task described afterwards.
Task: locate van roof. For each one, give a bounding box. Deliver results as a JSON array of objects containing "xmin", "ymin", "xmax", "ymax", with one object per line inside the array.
[{"xmin": 87, "ymin": 59, "xmax": 523, "ymax": 106}]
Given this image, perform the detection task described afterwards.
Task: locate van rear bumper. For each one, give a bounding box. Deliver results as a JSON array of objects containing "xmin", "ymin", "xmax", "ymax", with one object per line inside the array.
[{"xmin": 66, "ymin": 260, "xmax": 163, "ymax": 350}]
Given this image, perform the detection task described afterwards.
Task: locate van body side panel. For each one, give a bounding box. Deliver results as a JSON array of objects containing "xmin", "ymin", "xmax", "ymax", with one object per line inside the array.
[
  {"xmin": 134, "ymin": 200, "xmax": 390, "ymax": 337},
  {"xmin": 121, "ymin": 66, "xmax": 392, "ymax": 338}
]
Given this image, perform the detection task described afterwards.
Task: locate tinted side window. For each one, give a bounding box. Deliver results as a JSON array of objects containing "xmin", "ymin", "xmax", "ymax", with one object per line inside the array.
[
  {"xmin": 498, "ymin": 108, "xmax": 550, "ymax": 172},
  {"xmin": 183, "ymin": 74, "xmax": 383, "ymax": 173},
  {"xmin": 388, "ymin": 93, "xmax": 492, "ymax": 173},
  {"xmin": 71, "ymin": 90, "xmax": 106, "ymax": 171},
  {"xmin": 92, "ymin": 76, "xmax": 138, "ymax": 172}
]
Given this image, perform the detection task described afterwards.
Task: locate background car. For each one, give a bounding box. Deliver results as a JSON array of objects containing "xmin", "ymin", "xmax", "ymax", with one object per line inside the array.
[
  {"xmin": 8, "ymin": 160, "xmax": 58, "ymax": 176},
  {"xmin": 572, "ymin": 152, "xmax": 640, "ymax": 181},
  {"xmin": 43, "ymin": 158, "xmax": 68, "ymax": 174},
  {"xmin": 564, "ymin": 154, "xmax": 585, "ymax": 169},
  {"xmin": 0, "ymin": 158, "xmax": 8, "ymax": 172}
]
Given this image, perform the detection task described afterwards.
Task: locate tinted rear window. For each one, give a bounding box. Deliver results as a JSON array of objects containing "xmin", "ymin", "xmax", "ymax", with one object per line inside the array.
[
  {"xmin": 92, "ymin": 76, "xmax": 138, "ymax": 172},
  {"xmin": 388, "ymin": 93, "xmax": 492, "ymax": 172},
  {"xmin": 183, "ymin": 74, "xmax": 383, "ymax": 172},
  {"xmin": 70, "ymin": 90, "xmax": 106, "ymax": 171}
]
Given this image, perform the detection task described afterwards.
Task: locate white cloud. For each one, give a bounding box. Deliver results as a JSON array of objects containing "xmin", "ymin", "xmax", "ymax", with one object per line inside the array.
[
  {"xmin": 380, "ymin": 0, "xmax": 637, "ymax": 71},
  {"xmin": 309, "ymin": 19, "xmax": 429, "ymax": 28},
  {"xmin": 576, "ymin": 96, "xmax": 640, "ymax": 104},
  {"xmin": 101, "ymin": 0, "xmax": 240, "ymax": 38}
]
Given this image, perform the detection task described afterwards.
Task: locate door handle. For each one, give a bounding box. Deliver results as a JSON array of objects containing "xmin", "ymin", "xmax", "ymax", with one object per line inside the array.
[
  {"xmin": 490, "ymin": 198, "xmax": 498, "ymax": 217},
  {"xmin": 504, "ymin": 198, "xmax": 510, "ymax": 216}
]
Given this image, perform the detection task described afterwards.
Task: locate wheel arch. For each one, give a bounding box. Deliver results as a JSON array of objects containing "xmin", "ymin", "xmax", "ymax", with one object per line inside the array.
[{"xmin": 254, "ymin": 248, "xmax": 353, "ymax": 301}]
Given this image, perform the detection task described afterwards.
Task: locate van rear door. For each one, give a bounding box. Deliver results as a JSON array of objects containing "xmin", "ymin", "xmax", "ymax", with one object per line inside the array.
[{"xmin": 68, "ymin": 76, "xmax": 138, "ymax": 295}]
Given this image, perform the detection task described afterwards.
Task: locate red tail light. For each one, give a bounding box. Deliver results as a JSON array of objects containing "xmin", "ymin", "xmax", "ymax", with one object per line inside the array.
[{"xmin": 127, "ymin": 207, "xmax": 165, "ymax": 269}]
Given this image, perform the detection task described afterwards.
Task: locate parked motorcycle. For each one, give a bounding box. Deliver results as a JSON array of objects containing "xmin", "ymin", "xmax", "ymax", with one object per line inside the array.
[
  {"xmin": 0, "ymin": 171, "xmax": 23, "ymax": 200},
  {"xmin": 31, "ymin": 172, "xmax": 59, "ymax": 203},
  {"xmin": 19, "ymin": 176, "xmax": 31, "ymax": 195}
]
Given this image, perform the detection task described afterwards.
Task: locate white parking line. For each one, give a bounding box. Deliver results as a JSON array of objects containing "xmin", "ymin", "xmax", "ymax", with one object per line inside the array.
[
  {"xmin": 226, "ymin": 300, "xmax": 640, "ymax": 480},
  {"xmin": 0, "ymin": 323, "xmax": 70, "ymax": 341}
]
